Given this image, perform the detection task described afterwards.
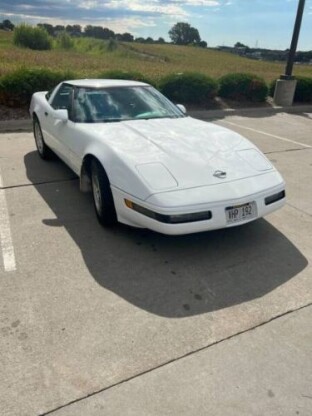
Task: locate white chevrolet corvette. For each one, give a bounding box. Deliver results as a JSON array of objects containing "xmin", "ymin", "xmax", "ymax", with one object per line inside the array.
[{"xmin": 30, "ymin": 79, "xmax": 285, "ymax": 235}]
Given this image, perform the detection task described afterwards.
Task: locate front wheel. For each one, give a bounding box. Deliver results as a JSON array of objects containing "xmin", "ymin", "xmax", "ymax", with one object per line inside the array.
[
  {"xmin": 33, "ymin": 117, "xmax": 54, "ymax": 160},
  {"xmin": 91, "ymin": 159, "xmax": 117, "ymax": 227}
]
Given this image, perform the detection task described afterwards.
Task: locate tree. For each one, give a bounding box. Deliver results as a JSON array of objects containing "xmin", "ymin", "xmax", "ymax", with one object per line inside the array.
[
  {"xmin": 37, "ymin": 23, "xmax": 54, "ymax": 36},
  {"xmin": 135, "ymin": 37, "xmax": 145, "ymax": 43},
  {"xmin": 72, "ymin": 25, "xmax": 82, "ymax": 36},
  {"xmin": 234, "ymin": 42, "xmax": 247, "ymax": 48},
  {"xmin": 2, "ymin": 19, "xmax": 15, "ymax": 31},
  {"xmin": 84, "ymin": 25, "xmax": 115, "ymax": 39},
  {"xmin": 54, "ymin": 25, "xmax": 65, "ymax": 34},
  {"xmin": 119, "ymin": 32, "xmax": 134, "ymax": 42},
  {"xmin": 198, "ymin": 40, "xmax": 207, "ymax": 48},
  {"xmin": 169, "ymin": 22, "xmax": 201, "ymax": 45},
  {"xmin": 157, "ymin": 37, "xmax": 165, "ymax": 44},
  {"xmin": 89, "ymin": 26, "xmax": 105, "ymax": 39},
  {"xmin": 64, "ymin": 25, "xmax": 81, "ymax": 37},
  {"xmin": 102, "ymin": 28, "xmax": 115, "ymax": 39}
]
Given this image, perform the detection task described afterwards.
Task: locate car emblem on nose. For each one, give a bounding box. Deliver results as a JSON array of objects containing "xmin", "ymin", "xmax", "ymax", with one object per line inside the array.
[{"xmin": 213, "ymin": 170, "xmax": 227, "ymax": 179}]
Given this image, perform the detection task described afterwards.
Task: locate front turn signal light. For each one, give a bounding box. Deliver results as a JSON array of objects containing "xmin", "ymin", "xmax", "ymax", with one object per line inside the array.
[{"xmin": 124, "ymin": 199, "xmax": 134, "ymax": 209}]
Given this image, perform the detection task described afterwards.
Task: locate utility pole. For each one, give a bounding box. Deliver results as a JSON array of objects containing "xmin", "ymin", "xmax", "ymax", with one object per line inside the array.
[
  {"xmin": 282, "ymin": 0, "xmax": 306, "ymax": 79},
  {"xmin": 274, "ymin": 0, "xmax": 306, "ymax": 105}
]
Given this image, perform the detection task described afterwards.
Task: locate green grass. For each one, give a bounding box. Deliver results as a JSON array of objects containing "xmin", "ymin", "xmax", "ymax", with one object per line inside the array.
[
  {"xmin": 0, "ymin": 30, "xmax": 13, "ymax": 49},
  {"xmin": 0, "ymin": 30, "xmax": 311, "ymax": 83}
]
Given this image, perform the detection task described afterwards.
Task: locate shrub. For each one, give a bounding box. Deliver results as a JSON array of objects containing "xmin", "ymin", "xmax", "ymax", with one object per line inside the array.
[
  {"xmin": 270, "ymin": 77, "xmax": 312, "ymax": 102},
  {"xmin": 56, "ymin": 31, "xmax": 74, "ymax": 50},
  {"xmin": 158, "ymin": 72, "xmax": 218, "ymax": 104},
  {"xmin": 0, "ymin": 68, "xmax": 76, "ymax": 107},
  {"xmin": 294, "ymin": 77, "xmax": 312, "ymax": 102},
  {"xmin": 107, "ymin": 38, "xmax": 118, "ymax": 52},
  {"xmin": 219, "ymin": 73, "xmax": 268, "ymax": 102},
  {"xmin": 97, "ymin": 70, "xmax": 152, "ymax": 85},
  {"xmin": 269, "ymin": 79, "xmax": 276, "ymax": 98},
  {"xmin": 13, "ymin": 24, "xmax": 52, "ymax": 50}
]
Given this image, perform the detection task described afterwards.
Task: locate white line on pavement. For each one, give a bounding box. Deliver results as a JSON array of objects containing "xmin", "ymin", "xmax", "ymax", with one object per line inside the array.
[
  {"xmin": 0, "ymin": 166, "xmax": 16, "ymax": 272},
  {"xmin": 221, "ymin": 120, "xmax": 312, "ymax": 149}
]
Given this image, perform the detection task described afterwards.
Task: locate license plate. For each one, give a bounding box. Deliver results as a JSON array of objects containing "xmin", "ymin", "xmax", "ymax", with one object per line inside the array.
[{"xmin": 226, "ymin": 202, "xmax": 257, "ymax": 224}]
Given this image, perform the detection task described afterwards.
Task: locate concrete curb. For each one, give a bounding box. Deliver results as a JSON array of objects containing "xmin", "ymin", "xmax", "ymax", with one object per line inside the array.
[
  {"xmin": 0, "ymin": 119, "xmax": 32, "ymax": 133},
  {"xmin": 189, "ymin": 104, "xmax": 312, "ymax": 120},
  {"xmin": 0, "ymin": 104, "xmax": 311, "ymax": 133}
]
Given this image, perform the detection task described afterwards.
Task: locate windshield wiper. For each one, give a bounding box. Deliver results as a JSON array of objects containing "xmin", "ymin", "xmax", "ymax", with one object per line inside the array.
[
  {"xmin": 102, "ymin": 118, "xmax": 123, "ymax": 123},
  {"xmin": 136, "ymin": 115, "xmax": 178, "ymax": 121}
]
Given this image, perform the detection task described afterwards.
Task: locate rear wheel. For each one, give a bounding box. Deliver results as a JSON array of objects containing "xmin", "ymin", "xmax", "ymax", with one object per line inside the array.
[
  {"xmin": 91, "ymin": 159, "xmax": 117, "ymax": 226},
  {"xmin": 33, "ymin": 116, "xmax": 54, "ymax": 160}
]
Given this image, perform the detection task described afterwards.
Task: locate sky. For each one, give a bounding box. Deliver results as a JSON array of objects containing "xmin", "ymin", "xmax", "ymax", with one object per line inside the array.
[{"xmin": 0, "ymin": 0, "xmax": 311, "ymax": 50}]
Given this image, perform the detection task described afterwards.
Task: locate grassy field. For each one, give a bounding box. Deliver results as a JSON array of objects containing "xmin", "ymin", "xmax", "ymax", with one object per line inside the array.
[{"xmin": 0, "ymin": 30, "xmax": 311, "ymax": 83}]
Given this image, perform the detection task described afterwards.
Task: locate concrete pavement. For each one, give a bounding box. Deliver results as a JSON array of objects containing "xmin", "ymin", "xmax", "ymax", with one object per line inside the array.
[{"xmin": 47, "ymin": 304, "xmax": 312, "ymax": 416}]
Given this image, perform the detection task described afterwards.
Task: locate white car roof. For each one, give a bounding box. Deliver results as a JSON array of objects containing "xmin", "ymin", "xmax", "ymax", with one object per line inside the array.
[{"xmin": 65, "ymin": 79, "xmax": 149, "ymax": 88}]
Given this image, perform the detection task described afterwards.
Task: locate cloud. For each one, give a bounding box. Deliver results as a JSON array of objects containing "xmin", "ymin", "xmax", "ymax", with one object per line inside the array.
[
  {"xmin": 78, "ymin": 1, "xmax": 100, "ymax": 10},
  {"xmin": 176, "ymin": 0, "xmax": 219, "ymax": 5},
  {"xmin": 0, "ymin": 0, "xmax": 222, "ymax": 20},
  {"xmin": 0, "ymin": 11, "xmax": 155, "ymax": 33},
  {"xmin": 0, "ymin": 0, "xmax": 232, "ymax": 33},
  {"xmin": 106, "ymin": 0, "xmax": 187, "ymax": 17}
]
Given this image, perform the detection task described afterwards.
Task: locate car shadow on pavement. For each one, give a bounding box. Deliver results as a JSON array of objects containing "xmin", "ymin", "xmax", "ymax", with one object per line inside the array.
[{"xmin": 25, "ymin": 151, "xmax": 308, "ymax": 318}]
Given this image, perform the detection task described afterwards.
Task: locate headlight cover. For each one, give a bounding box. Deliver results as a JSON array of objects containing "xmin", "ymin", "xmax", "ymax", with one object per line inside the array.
[
  {"xmin": 136, "ymin": 163, "xmax": 178, "ymax": 190},
  {"xmin": 238, "ymin": 149, "xmax": 273, "ymax": 171}
]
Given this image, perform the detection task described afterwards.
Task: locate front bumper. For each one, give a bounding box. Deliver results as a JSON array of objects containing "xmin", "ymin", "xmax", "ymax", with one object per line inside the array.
[
  {"xmin": 112, "ymin": 187, "xmax": 286, "ymax": 235},
  {"xmin": 112, "ymin": 173, "xmax": 286, "ymax": 235}
]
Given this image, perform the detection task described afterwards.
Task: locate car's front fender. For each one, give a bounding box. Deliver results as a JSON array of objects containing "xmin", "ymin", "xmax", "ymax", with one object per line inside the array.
[{"xmin": 80, "ymin": 143, "xmax": 152, "ymax": 201}]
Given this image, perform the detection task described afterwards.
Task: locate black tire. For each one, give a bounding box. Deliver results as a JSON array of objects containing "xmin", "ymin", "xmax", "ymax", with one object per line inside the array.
[
  {"xmin": 91, "ymin": 159, "xmax": 117, "ymax": 227},
  {"xmin": 33, "ymin": 116, "xmax": 54, "ymax": 160}
]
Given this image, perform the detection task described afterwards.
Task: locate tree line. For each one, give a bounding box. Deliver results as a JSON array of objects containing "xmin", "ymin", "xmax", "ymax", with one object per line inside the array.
[{"xmin": 0, "ymin": 19, "xmax": 207, "ymax": 47}]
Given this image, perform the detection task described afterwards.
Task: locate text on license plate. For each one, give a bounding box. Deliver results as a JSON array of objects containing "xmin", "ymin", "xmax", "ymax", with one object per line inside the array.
[{"xmin": 226, "ymin": 202, "xmax": 257, "ymax": 224}]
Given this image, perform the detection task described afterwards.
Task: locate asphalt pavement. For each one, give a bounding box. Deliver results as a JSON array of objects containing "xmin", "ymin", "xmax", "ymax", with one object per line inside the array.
[{"xmin": 0, "ymin": 108, "xmax": 311, "ymax": 416}]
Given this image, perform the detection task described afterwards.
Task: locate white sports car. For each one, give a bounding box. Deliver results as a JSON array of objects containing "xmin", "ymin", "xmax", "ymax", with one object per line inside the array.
[{"xmin": 30, "ymin": 79, "xmax": 286, "ymax": 235}]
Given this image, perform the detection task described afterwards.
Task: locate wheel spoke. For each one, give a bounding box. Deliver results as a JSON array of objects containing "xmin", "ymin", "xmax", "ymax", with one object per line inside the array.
[
  {"xmin": 92, "ymin": 172, "xmax": 102, "ymax": 213},
  {"xmin": 91, "ymin": 161, "xmax": 117, "ymax": 226},
  {"xmin": 35, "ymin": 123, "xmax": 44, "ymax": 153}
]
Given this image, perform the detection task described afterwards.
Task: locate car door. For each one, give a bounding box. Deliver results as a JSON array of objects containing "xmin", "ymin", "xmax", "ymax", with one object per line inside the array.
[
  {"xmin": 49, "ymin": 85, "xmax": 92, "ymax": 174},
  {"xmin": 47, "ymin": 83, "xmax": 77, "ymax": 169}
]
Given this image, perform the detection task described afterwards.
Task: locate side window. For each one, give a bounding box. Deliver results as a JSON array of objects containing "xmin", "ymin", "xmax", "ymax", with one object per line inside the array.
[
  {"xmin": 51, "ymin": 84, "xmax": 73, "ymax": 111},
  {"xmin": 73, "ymin": 88, "xmax": 121, "ymax": 122}
]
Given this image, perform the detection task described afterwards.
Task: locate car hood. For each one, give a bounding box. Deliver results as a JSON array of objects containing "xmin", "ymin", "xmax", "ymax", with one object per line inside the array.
[{"xmin": 80, "ymin": 117, "xmax": 273, "ymax": 192}]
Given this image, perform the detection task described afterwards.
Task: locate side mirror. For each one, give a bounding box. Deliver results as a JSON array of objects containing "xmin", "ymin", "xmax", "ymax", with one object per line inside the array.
[
  {"xmin": 53, "ymin": 109, "xmax": 68, "ymax": 122},
  {"xmin": 176, "ymin": 104, "xmax": 187, "ymax": 114}
]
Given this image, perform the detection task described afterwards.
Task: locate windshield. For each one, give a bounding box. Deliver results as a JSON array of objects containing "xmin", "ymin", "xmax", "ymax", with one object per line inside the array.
[{"xmin": 73, "ymin": 86, "xmax": 185, "ymax": 123}]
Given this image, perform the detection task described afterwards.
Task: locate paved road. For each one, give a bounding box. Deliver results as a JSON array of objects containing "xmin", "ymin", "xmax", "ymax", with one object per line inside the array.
[{"xmin": 0, "ymin": 110, "xmax": 311, "ymax": 416}]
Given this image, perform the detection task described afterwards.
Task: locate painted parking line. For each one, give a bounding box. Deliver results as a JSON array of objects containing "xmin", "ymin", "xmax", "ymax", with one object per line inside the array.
[
  {"xmin": 221, "ymin": 120, "xmax": 312, "ymax": 149},
  {"xmin": 0, "ymin": 166, "xmax": 16, "ymax": 272}
]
